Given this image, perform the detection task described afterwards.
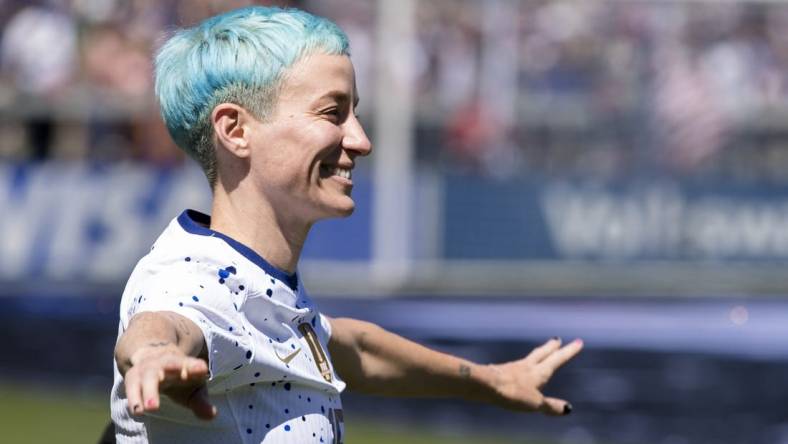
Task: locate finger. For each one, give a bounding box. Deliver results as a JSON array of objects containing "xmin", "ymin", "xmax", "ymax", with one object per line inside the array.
[
  {"xmin": 167, "ymin": 358, "xmax": 208, "ymax": 380},
  {"xmin": 159, "ymin": 358, "xmax": 208, "ymax": 388},
  {"xmin": 541, "ymin": 339, "xmax": 584, "ymax": 371},
  {"xmin": 526, "ymin": 337, "xmax": 562, "ymax": 364},
  {"xmin": 185, "ymin": 358, "xmax": 209, "ymax": 380},
  {"xmin": 539, "ymin": 396, "xmax": 573, "ymax": 416},
  {"xmin": 174, "ymin": 358, "xmax": 209, "ymax": 384},
  {"xmin": 124, "ymin": 369, "xmax": 145, "ymax": 416},
  {"xmin": 186, "ymin": 385, "xmax": 217, "ymax": 420},
  {"xmin": 141, "ymin": 367, "xmax": 163, "ymax": 412}
]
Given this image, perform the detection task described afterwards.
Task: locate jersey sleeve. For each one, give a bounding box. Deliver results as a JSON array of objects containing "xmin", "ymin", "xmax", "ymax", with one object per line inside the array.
[{"xmin": 127, "ymin": 261, "xmax": 254, "ymax": 381}]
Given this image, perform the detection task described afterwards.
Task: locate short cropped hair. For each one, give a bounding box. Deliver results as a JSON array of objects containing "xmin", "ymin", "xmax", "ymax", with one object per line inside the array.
[{"xmin": 155, "ymin": 7, "xmax": 350, "ymax": 187}]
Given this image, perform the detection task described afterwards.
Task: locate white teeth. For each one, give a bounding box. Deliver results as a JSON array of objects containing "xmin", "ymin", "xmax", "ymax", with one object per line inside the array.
[{"xmin": 331, "ymin": 167, "xmax": 351, "ymax": 180}]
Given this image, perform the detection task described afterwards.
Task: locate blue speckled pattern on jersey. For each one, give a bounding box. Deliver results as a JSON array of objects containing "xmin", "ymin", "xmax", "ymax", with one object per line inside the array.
[{"xmin": 110, "ymin": 210, "xmax": 346, "ymax": 444}]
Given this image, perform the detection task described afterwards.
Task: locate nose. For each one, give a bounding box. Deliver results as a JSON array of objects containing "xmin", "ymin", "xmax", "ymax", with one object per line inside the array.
[{"xmin": 342, "ymin": 113, "xmax": 372, "ymax": 157}]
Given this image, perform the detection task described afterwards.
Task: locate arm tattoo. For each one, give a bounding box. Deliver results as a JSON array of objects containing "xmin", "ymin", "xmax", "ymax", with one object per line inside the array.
[{"xmin": 459, "ymin": 364, "xmax": 471, "ymax": 379}]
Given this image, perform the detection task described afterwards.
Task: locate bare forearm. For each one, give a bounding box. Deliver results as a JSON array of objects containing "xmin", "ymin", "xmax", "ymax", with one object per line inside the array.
[
  {"xmin": 329, "ymin": 317, "xmax": 582, "ymax": 416},
  {"xmin": 329, "ymin": 318, "xmax": 496, "ymax": 402},
  {"xmin": 115, "ymin": 311, "xmax": 205, "ymax": 375}
]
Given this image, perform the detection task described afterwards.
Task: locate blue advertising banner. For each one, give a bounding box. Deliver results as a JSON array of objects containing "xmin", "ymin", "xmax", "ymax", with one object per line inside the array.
[
  {"xmin": 4, "ymin": 165, "xmax": 788, "ymax": 284},
  {"xmin": 0, "ymin": 163, "xmax": 372, "ymax": 284},
  {"xmin": 444, "ymin": 174, "xmax": 788, "ymax": 261}
]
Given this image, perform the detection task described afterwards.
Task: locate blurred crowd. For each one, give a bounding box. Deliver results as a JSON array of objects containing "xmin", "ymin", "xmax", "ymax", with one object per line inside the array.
[
  {"xmin": 0, "ymin": 0, "xmax": 368, "ymax": 165},
  {"xmin": 417, "ymin": 0, "xmax": 788, "ymax": 182},
  {"xmin": 3, "ymin": 0, "xmax": 788, "ymax": 183}
]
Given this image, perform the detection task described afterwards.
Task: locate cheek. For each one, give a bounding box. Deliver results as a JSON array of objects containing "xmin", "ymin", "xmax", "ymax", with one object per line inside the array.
[
  {"xmin": 302, "ymin": 122, "xmax": 343, "ymax": 153},
  {"xmin": 251, "ymin": 122, "xmax": 342, "ymax": 188},
  {"xmin": 255, "ymin": 124, "xmax": 304, "ymax": 168},
  {"xmin": 249, "ymin": 141, "xmax": 299, "ymax": 190},
  {"xmin": 298, "ymin": 126, "xmax": 345, "ymax": 179},
  {"xmin": 251, "ymin": 147, "xmax": 315, "ymax": 191}
]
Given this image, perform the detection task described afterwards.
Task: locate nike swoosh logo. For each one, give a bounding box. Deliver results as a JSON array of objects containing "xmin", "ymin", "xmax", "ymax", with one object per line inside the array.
[{"xmin": 274, "ymin": 347, "xmax": 302, "ymax": 364}]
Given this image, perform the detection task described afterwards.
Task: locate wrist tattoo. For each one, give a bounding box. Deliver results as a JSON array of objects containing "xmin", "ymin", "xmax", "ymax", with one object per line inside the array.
[{"xmin": 459, "ymin": 364, "xmax": 471, "ymax": 379}]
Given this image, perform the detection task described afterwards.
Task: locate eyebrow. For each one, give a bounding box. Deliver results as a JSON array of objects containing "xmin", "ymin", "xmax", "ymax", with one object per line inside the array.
[{"xmin": 317, "ymin": 90, "xmax": 360, "ymax": 107}]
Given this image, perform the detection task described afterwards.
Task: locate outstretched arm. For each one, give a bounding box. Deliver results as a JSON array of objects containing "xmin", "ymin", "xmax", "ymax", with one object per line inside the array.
[
  {"xmin": 327, "ymin": 317, "xmax": 582, "ymax": 416},
  {"xmin": 115, "ymin": 311, "xmax": 216, "ymax": 420}
]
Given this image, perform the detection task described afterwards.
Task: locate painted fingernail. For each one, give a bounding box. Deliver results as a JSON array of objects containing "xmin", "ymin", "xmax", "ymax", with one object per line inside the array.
[
  {"xmin": 146, "ymin": 399, "xmax": 157, "ymax": 409},
  {"xmin": 574, "ymin": 339, "xmax": 584, "ymax": 346},
  {"xmin": 563, "ymin": 403, "xmax": 573, "ymax": 415}
]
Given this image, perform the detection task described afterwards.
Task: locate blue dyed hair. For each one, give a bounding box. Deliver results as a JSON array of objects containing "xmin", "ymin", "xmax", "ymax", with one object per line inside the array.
[{"xmin": 155, "ymin": 6, "xmax": 350, "ymax": 186}]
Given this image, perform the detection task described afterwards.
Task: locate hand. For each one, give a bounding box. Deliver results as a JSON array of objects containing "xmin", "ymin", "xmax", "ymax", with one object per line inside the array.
[
  {"xmin": 487, "ymin": 337, "xmax": 583, "ymax": 416},
  {"xmin": 123, "ymin": 342, "xmax": 217, "ymax": 420}
]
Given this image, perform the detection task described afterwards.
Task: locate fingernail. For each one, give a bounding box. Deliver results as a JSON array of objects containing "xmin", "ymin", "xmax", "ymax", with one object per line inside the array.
[
  {"xmin": 563, "ymin": 403, "xmax": 573, "ymax": 415},
  {"xmin": 551, "ymin": 336, "xmax": 561, "ymax": 341},
  {"xmin": 574, "ymin": 339, "xmax": 584, "ymax": 346},
  {"xmin": 146, "ymin": 399, "xmax": 157, "ymax": 409},
  {"xmin": 132, "ymin": 404, "xmax": 141, "ymax": 414}
]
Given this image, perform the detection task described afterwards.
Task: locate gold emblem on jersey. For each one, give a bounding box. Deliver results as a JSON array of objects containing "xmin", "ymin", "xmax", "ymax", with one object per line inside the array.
[{"xmin": 299, "ymin": 322, "xmax": 332, "ymax": 382}]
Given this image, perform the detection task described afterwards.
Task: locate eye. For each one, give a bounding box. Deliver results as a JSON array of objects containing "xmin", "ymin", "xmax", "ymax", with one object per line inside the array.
[
  {"xmin": 321, "ymin": 106, "xmax": 352, "ymax": 125},
  {"xmin": 320, "ymin": 107, "xmax": 340, "ymax": 120}
]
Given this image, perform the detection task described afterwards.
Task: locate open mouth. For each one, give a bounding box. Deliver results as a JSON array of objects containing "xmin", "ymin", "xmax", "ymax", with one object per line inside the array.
[{"xmin": 320, "ymin": 164, "xmax": 352, "ymax": 180}]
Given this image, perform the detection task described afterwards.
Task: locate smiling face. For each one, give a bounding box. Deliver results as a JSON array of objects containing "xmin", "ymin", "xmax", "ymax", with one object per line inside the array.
[{"xmin": 245, "ymin": 53, "xmax": 372, "ymax": 224}]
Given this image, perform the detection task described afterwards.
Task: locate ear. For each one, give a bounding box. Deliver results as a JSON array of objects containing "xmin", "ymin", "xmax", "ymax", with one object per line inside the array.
[{"xmin": 211, "ymin": 103, "xmax": 253, "ymax": 159}]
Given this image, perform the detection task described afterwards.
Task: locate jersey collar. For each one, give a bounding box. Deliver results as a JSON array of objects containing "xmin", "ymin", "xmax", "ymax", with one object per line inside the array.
[{"xmin": 177, "ymin": 209, "xmax": 299, "ymax": 291}]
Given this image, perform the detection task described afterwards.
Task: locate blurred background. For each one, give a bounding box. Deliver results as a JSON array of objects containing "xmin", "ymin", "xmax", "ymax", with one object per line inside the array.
[{"xmin": 1, "ymin": 0, "xmax": 786, "ymax": 443}]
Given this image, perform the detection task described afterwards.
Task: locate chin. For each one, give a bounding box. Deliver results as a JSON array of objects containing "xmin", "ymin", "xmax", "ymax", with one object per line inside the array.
[
  {"xmin": 315, "ymin": 197, "xmax": 356, "ymax": 220},
  {"xmin": 331, "ymin": 202, "xmax": 356, "ymax": 218},
  {"xmin": 337, "ymin": 205, "xmax": 355, "ymax": 217}
]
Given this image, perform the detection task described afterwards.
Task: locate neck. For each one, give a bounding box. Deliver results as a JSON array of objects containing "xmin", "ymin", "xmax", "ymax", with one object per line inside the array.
[{"xmin": 209, "ymin": 187, "xmax": 310, "ymax": 275}]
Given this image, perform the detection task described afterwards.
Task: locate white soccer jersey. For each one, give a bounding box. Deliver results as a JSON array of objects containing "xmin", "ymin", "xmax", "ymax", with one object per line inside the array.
[{"xmin": 111, "ymin": 209, "xmax": 346, "ymax": 444}]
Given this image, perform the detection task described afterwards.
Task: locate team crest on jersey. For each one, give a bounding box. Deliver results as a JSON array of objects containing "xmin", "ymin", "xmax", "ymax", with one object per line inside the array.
[{"xmin": 299, "ymin": 322, "xmax": 332, "ymax": 383}]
